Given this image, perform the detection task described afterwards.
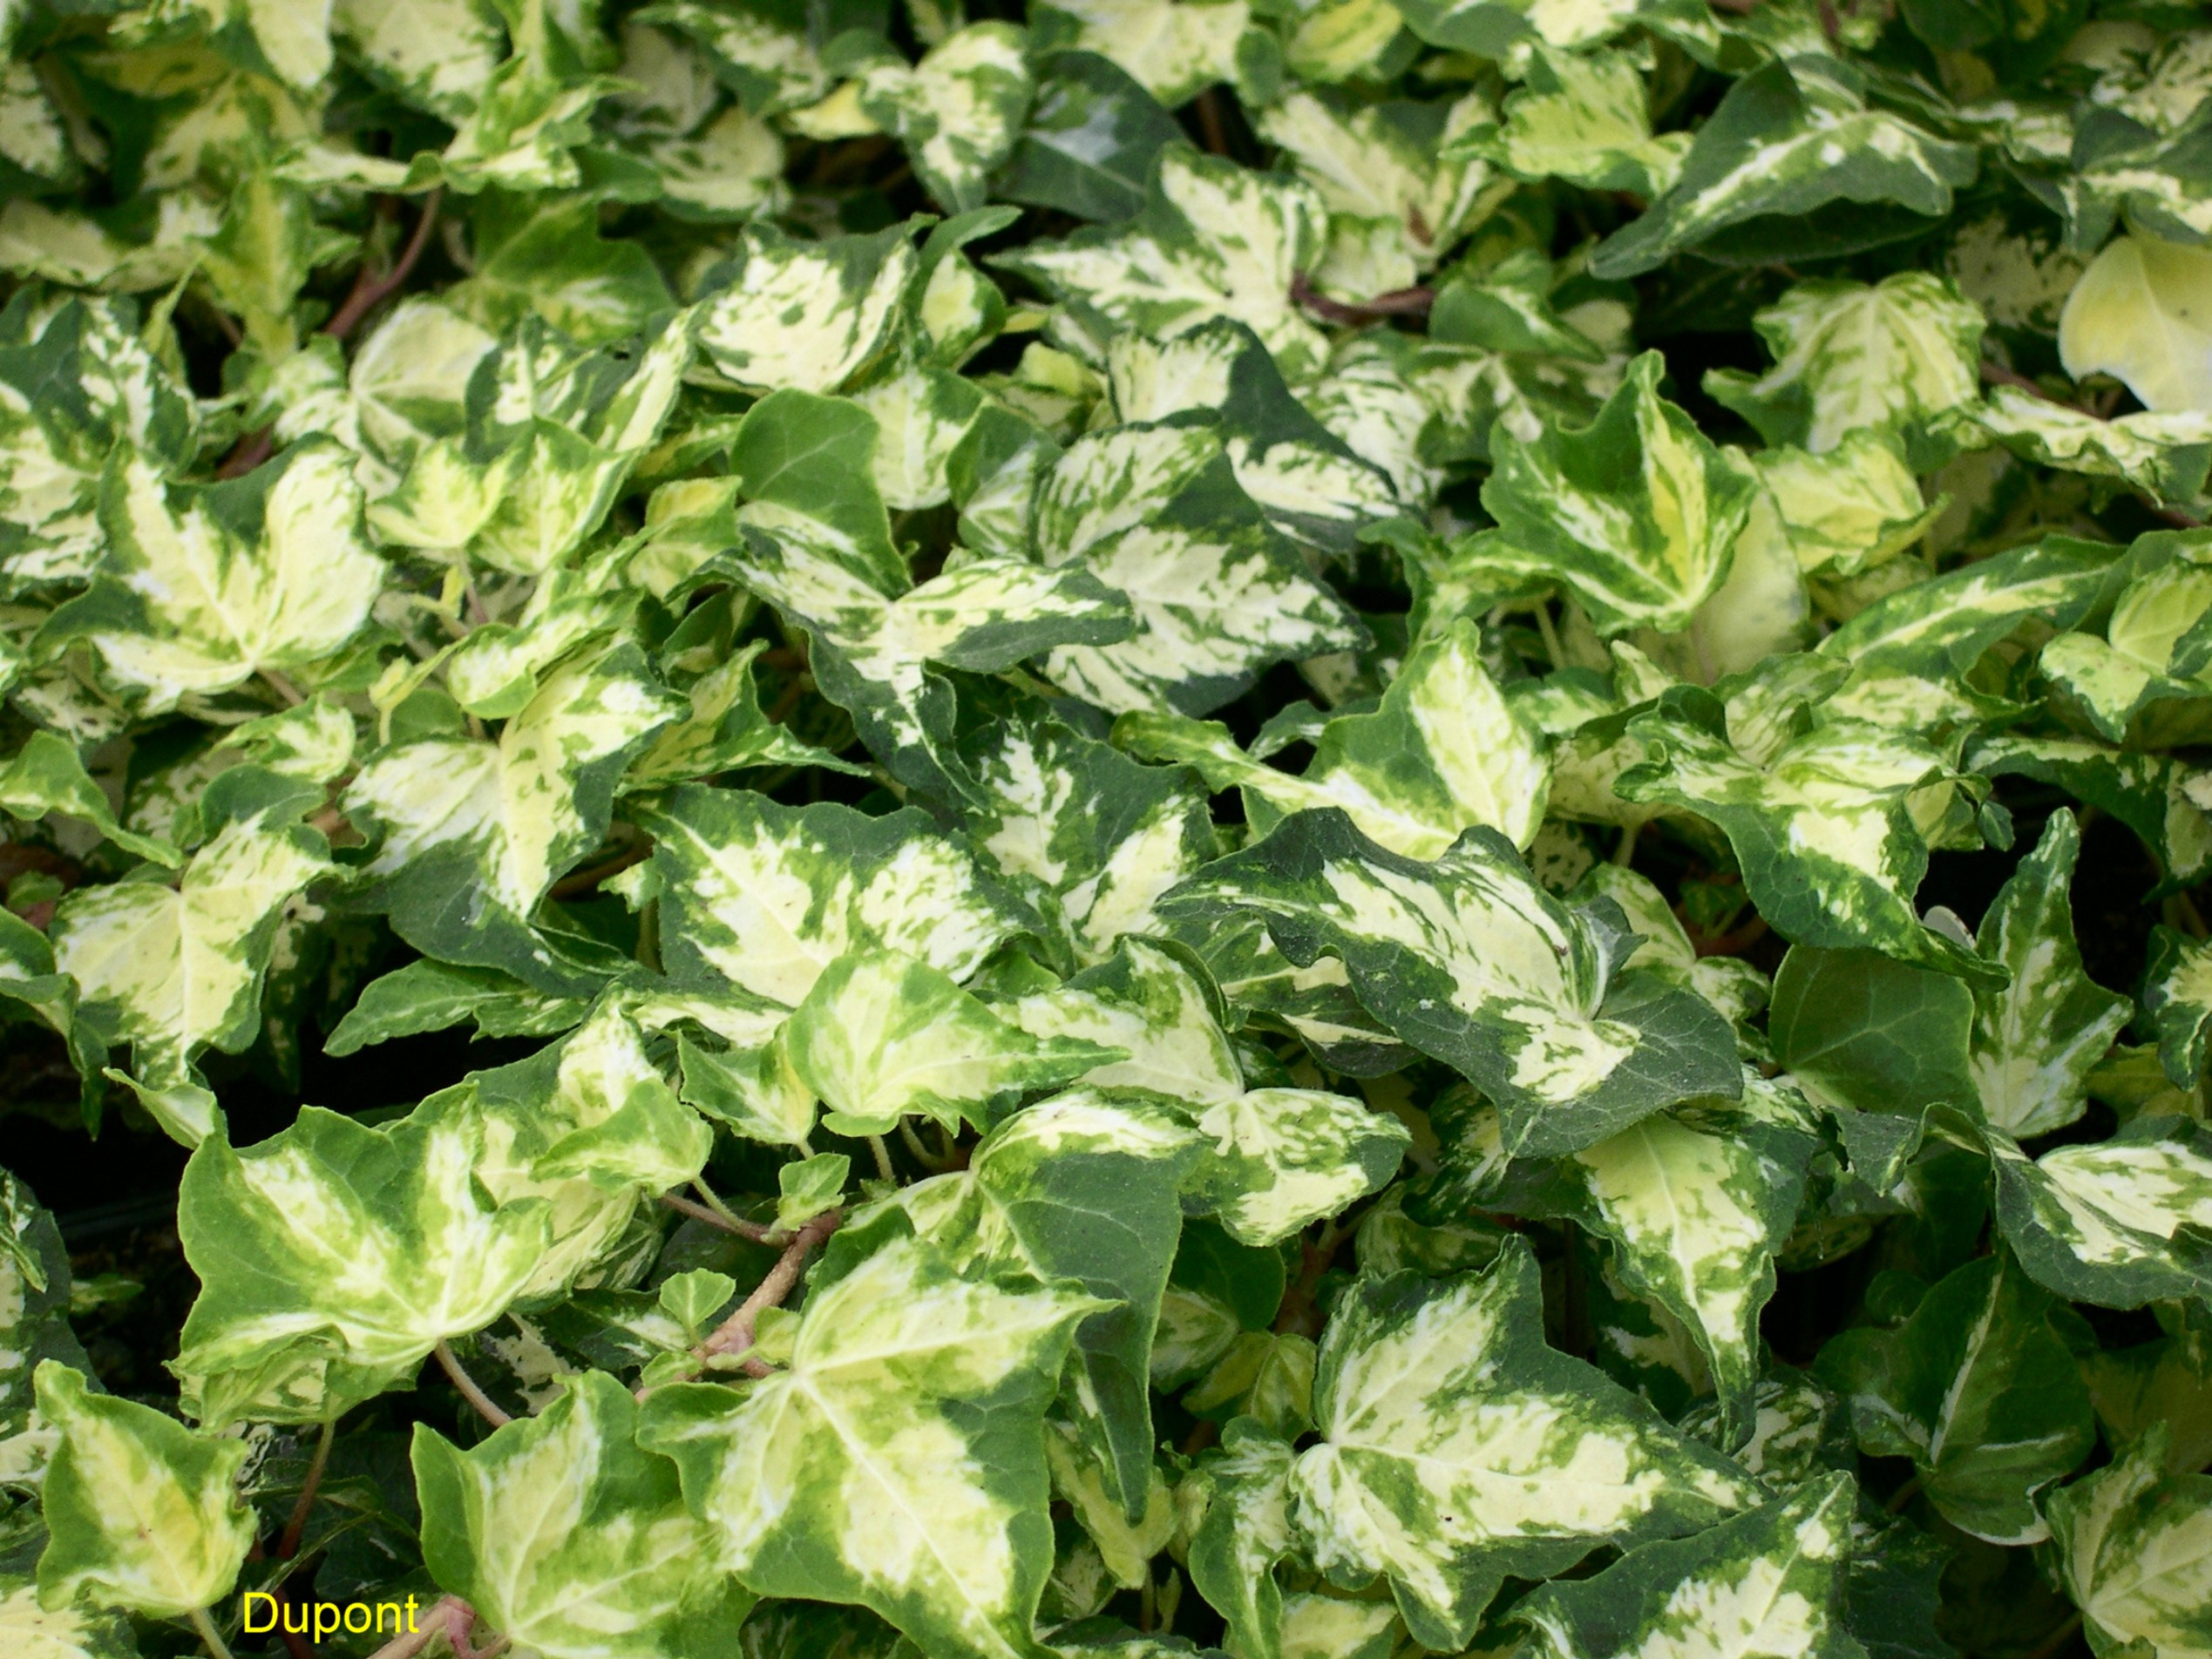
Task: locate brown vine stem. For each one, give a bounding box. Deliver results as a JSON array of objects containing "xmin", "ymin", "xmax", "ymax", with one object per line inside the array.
[
  {"xmin": 698, "ymin": 1209, "xmax": 844, "ymax": 1369},
  {"xmin": 216, "ymin": 189, "xmax": 444, "ymax": 480},
  {"xmin": 276, "ymin": 1417, "xmax": 336, "ymax": 1560},
  {"xmin": 433, "ymin": 1339, "xmax": 512, "ymax": 1429},
  {"xmin": 363, "ymin": 1595, "xmax": 478, "ymax": 1659},
  {"xmin": 658, "ymin": 1189, "xmax": 780, "ymax": 1242},
  {"xmin": 2019, "ymin": 1612, "xmax": 2084, "ymax": 1659},
  {"xmin": 1290, "ymin": 269, "xmax": 1436, "ymax": 326}
]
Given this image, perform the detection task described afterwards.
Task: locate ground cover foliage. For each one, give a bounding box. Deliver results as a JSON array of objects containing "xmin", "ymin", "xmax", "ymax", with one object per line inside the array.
[{"xmin": 6, "ymin": 0, "xmax": 2212, "ymax": 1656}]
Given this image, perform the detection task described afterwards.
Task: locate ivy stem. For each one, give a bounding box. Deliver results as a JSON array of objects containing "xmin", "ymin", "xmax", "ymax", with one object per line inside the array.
[
  {"xmin": 2019, "ymin": 1611, "xmax": 2083, "ymax": 1659},
  {"xmin": 324, "ymin": 188, "xmax": 444, "ymax": 342},
  {"xmin": 277, "ymin": 1416, "xmax": 336, "ymax": 1560},
  {"xmin": 1883, "ymin": 1472, "xmax": 1924, "ymax": 1514},
  {"xmin": 1532, "ymin": 602, "xmax": 1564, "ymax": 672},
  {"xmin": 188, "ymin": 1605, "xmax": 235, "ymax": 1659},
  {"xmin": 867, "ymin": 1134, "xmax": 896, "ymax": 1182},
  {"xmin": 699, "ymin": 1209, "xmax": 844, "ymax": 1364},
  {"xmin": 261, "ymin": 669, "xmax": 305, "ymax": 707},
  {"xmin": 898, "ymin": 1117, "xmax": 950, "ymax": 1172},
  {"xmin": 659, "ymin": 1189, "xmax": 780, "ymax": 1243},
  {"xmin": 433, "ymin": 1339, "xmax": 512, "ymax": 1429},
  {"xmin": 363, "ymin": 1594, "xmax": 475, "ymax": 1659}
]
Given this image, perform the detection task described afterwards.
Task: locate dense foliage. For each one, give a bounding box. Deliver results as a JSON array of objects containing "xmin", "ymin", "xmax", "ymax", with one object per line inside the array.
[{"xmin": 4, "ymin": 0, "xmax": 2212, "ymax": 1656}]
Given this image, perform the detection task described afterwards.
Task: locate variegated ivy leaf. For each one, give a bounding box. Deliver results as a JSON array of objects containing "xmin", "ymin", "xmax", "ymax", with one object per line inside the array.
[
  {"xmin": 373, "ymin": 315, "xmax": 692, "ymax": 574},
  {"xmin": 1042, "ymin": 1419, "xmax": 1175, "ymax": 1588},
  {"xmin": 331, "ymin": 0, "xmax": 506, "ymax": 121},
  {"xmin": 1618, "ymin": 687, "xmax": 1999, "ymax": 985},
  {"xmin": 634, "ymin": 0, "xmax": 831, "ymax": 116},
  {"xmin": 1160, "ymin": 809, "xmax": 1741, "ymax": 1157},
  {"xmin": 897, "ymin": 1090, "xmax": 1198, "ymax": 1518},
  {"xmin": 858, "ymin": 24, "xmax": 1034, "ymax": 213},
  {"xmin": 999, "ymin": 147, "xmax": 1331, "ymax": 383},
  {"xmin": 1012, "ymin": 938, "xmax": 1244, "ymax": 1101},
  {"xmin": 1986, "ymin": 1116, "xmax": 2212, "ymax": 1310},
  {"xmin": 1033, "ymin": 0, "xmax": 1250, "ymax": 107},
  {"xmin": 1181, "ymin": 1086, "xmax": 1408, "ymax": 1249},
  {"xmin": 173, "ymin": 1100, "xmax": 551, "ymax": 1428},
  {"xmin": 0, "ymin": 1174, "xmax": 89, "ymax": 1454},
  {"xmin": 31, "ymin": 1363, "xmax": 253, "ymax": 1620},
  {"xmin": 1951, "ymin": 387, "xmax": 2212, "ymax": 508},
  {"xmin": 1290, "ymin": 1243, "xmax": 1755, "ymax": 1650},
  {"xmin": 51, "ymin": 796, "xmax": 334, "ymax": 1146},
  {"xmin": 2147, "ymin": 924, "xmax": 2212, "ymax": 1091},
  {"xmin": 635, "ymin": 784, "xmax": 1028, "ymax": 1012},
  {"xmin": 1703, "ymin": 273, "xmax": 1987, "ymax": 460},
  {"xmin": 0, "ymin": 1576, "xmax": 136, "ymax": 1659},
  {"xmin": 2059, "ymin": 232, "xmax": 2212, "ymax": 416},
  {"xmin": 1511, "ymin": 1472, "xmax": 1859, "ymax": 1659},
  {"xmin": 1815, "ymin": 1253, "xmax": 2093, "ymax": 1546},
  {"xmin": 640, "ymin": 1221, "xmax": 1104, "ymax": 1659},
  {"xmin": 1590, "ymin": 58, "xmax": 1978, "ymax": 281},
  {"xmin": 628, "ymin": 638, "xmax": 863, "ymax": 789},
  {"xmin": 1103, "ymin": 322, "xmax": 1401, "ymax": 559},
  {"xmin": 1487, "ymin": 1107, "xmax": 1813, "ymax": 1449},
  {"xmin": 962, "ymin": 708, "xmax": 1218, "ymax": 968},
  {"xmin": 1481, "ymin": 45, "xmax": 1689, "ymax": 199},
  {"xmin": 1968, "ymin": 810, "xmax": 2130, "ymax": 1139},
  {"xmin": 442, "ymin": 999, "xmax": 713, "ymax": 1300},
  {"xmin": 784, "ymin": 950, "xmax": 1123, "ymax": 1136},
  {"xmin": 2046, "ymin": 1425, "xmax": 2212, "ymax": 1659},
  {"xmin": 1390, "ymin": 0, "xmax": 1643, "ymax": 55},
  {"xmin": 1030, "ymin": 422, "xmax": 1364, "ymax": 715},
  {"xmin": 1476, "ymin": 353, "xmax": 1759, "ymax": 637},
  {"xmin": 0, "ymin": 296, "xmax": 197, "ymax": 592},
  {"xmin": 692, "ymin": 221, "xmax": 917, "ymax": 395},
  {"xmin": 1116, "ymin": 617, "xmax": 1549, "ymax": 857},
  {"xmin": 37, "ymin": 443, "xmax": 381, "ymax": 713},
  {"xmin": 1184, "ymin": 1421, "xmax": 1296, "ymax": 1659},
  {"xmin": 994, "ymin": 48, "xmax": 1182, "ymax": 223},
  {"xmin": 1, "ymin": 731, "xmax": 179, "ymax": 866},
  {"xmin": 413, "ymin": 1370, "xmax": 751, "ymax": 1659},
  {"xmin": 1253, "ymin": 91, "xmax": 1500, "ymax": 285},
  {"xmin": 1752, "ymin": 430, "xmax": 1945, "ymax": 582},
  {"xmin": 345, "ymin": 643, "xmax": 682, "ymax": 994},
  {"xmin": 1818, "ymin": 533, "xmax": 2116, "ymax": 677}
]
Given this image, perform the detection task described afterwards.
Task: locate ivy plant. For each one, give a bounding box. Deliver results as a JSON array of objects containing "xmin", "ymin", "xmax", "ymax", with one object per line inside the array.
[{"xmin": 3, "ymin": 3, "xmax": 2212, "ymax": 1659}]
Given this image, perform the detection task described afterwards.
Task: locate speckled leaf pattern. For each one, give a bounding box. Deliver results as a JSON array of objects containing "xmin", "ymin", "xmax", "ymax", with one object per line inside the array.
[
  {"xmin": 1162, "ymin": 809, "xmax": 1741, "ymax": 1155},
  {"xmin": 2046, "ymin": 1426, "xmax": 2212, "ymax": 1659},
  {"xmin": 1290, "ymin": 1244, "xmax": 1754, "ymax": 1649},
  {"xmin": 641, "ymin": 1226, "xmax": 1102, "ymax": 1659},
  {"xmin": 1987, "ymin": 1116, "xmax": 2212, "ymax": 1309},
  {"xmin": 173, "ymin": 1102, "xmax": 551, "ymax": 1426},
  {"xmin": 1512, "ymin": 1473, "xmax": 1861, "ymax": 1659},
  {"xmin": 33, "ymin": 1362, "xmax": 253, "ymax": 1619},
  {"xmin": 414, "ymin": 1370, "xmax": 750, "ymax": 1659}
]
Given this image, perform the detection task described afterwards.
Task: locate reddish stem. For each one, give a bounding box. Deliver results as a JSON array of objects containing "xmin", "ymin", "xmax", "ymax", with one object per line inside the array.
[
  {"xmin": 698, "ymin": 1210, "xmax": 843, "ymax": 1364},
  {"xmin": 1291, "ymin": 270, "xmax": 1436, "ymax": 326}
]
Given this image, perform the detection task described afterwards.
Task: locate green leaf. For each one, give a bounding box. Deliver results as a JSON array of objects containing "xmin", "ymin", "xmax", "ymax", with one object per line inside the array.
[
  {"xmin": 1030, "ymin": 422, "xmax": 1364, "ymax": 714},
  {"xmin": 1032, "ymin": 0, "xmax": 1249, "ymax": 107},
  {"xmin": 1477, "ymin": 352, "xmax": 1760, "ymax": 636},
  {"xmin": 33, "ymin": 1362, "xmax": 253, "ymax": 1620},
  {"xmin": 2046, "ymin": 1425, "xmax": 2212, "ymax": 1658},
  {"xmin": 1815, "ymin": 1253, "xmax": 2093, "ymax": 1545},
  {"xmin": 1, "ymin": 732, "xmax": 180, "ymax": 867},
  {"xmin": 640, "ymin": 1222, "xmax": 1103, "ymax": 1659},
  {"xmin": 1770, "ymin": 945, "xmax": 1979, "ymax": 1119},
  {"xmin": 1591, "ymin": 59, "xmax": 1978, "ymax": 280},
  {"xmin": 1513, "ymin": 1473, "xmax": 1861, "ymax": 1659},
  {"xmin": 1619, "ymin": 687, "xmax": 1999, "ymax": 985},
  {"xmin": 858, "ymin": 24, "xmax": 1034, "ymax": 213},
  {"xmin": 0, "ymin": 1172, "xmax": 92, "ymax": 1446},
  {"xmin": 173, "ymin": 1102, "xmax": 551, "ymax": 1426},
  {"xmin": 999, "ymin": 147, "xmax": 1330, "ymax": 383},
  {"xmin": 962, "ymin": 708, "xmax": 1218, "ymax": 968},
  {"xmin": 0, "ymin": 1576, "xmax": 137, "ymax": 1659},
  {"xmin": 1289, "ymin": 1243, "xmax": 1754, "ymax": 1649},
  {"xmin": 994, "ymin": 51, "xmax": 1180, "ymax": 223},
  {"xmin": 785, "ymin": 950, "xmax": 1123, "ymax": 1135},
  {"xmin": 1955, "ymin": 388, "xmax": 2212, "ymax": 506},
  {"xmin": 694, "ymin": 221, "xmax": 918, "ymax": 395},
  {"xmin": 2144, "ymin": 924, "xmax": 2212, "ymax": 1088},
  {"xmin": 1702, "ymin": 273, "xmax": 1986, "ymax": 459},
  {"xmin": 902, "ymin": 1089, "xmax": 1198, "ymax": 1517},
  {"xmin": 1986, "ymin": 1115, "xmax": 2212, "ymax": 1309},
  {"xmin": 1185, "ymin": 1422, "xmax": 1296, "ymax": 1659},
  {"xmin": 2059, "ymin": 231, "xmax": 2212, "ymax": 415},
  {"xmin": 1968, "ymin": 810, "xmax": 2130, "ymax": 1137},
  {"xmin": 345, "ymin": 643, "xmax": 682, "ymax": 994},
  {"xmin": 1483, "ymin": 46, "xmax": 1688, "ymax": 199},
  {"xmin": 51, "ymin": 801, "xmax": 333, "ymax": 1145},
  {"xmin": 635, "ymin": 785, "xmax": 1028, "ymax": 1012},
  {"xmin": 413, "ymin": 1370, "xmax": 751, "ymax": 1659},
  {"xmin": 1161, "ymin": 809, "xmax": 1741, "ymax": 1156},
  {"xmin": 1116, "ymin": 617, "xmax": 1550, "ymax": 857},
  {"xmin": 41, "ymin": 443, "xmax": 383, "ymax": 713}
]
